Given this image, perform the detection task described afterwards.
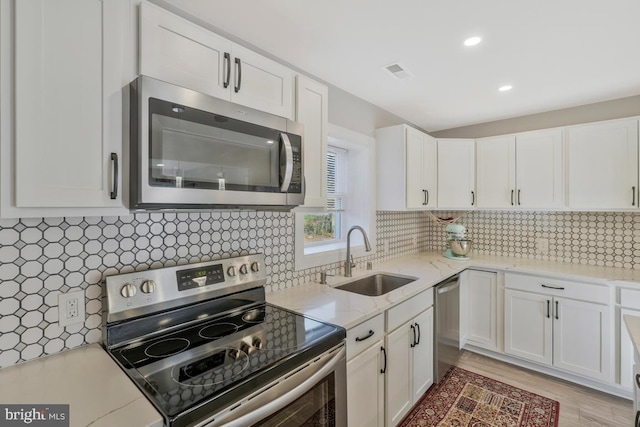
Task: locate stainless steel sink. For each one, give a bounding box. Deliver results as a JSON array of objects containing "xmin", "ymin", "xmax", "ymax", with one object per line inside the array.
[{"xmin": 335, "ymin": 273, "xmax": 417, "ymax": 296}]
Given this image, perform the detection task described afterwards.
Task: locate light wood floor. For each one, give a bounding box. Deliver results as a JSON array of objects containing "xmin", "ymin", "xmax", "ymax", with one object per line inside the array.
[{"xmin": 456, "ymin": 351, "xmax": 634, "ymax": 427}]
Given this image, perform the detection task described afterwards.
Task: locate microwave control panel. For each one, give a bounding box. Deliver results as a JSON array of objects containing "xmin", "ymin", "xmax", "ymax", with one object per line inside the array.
[{"xmin": 289, "ymin": 136, "xmax": 302, "ymax": 194}]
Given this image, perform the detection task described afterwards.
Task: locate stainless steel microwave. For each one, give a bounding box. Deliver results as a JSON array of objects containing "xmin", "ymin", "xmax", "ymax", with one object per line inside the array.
[{"xmin": 129, "ymin": 76, "xmax": 304, "ymax": 210}]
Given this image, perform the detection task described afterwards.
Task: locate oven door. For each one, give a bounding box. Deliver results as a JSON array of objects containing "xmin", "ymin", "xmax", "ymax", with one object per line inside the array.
[{"xmin": 202, "ymin": 345, "xmax": 347, "ymax": 427}]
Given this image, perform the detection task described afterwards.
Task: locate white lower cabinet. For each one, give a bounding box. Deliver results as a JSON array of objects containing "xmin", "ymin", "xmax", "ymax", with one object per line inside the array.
[
  {"xmin": 504, "ymin": 273, "xmax": 612, "ymax": 383},
  {"xmin": 385, "ymin": 290, "xmax": 434, "ymax": 427},
  {"xmin": 463, "ymin": 270, "xmax": 500, "ymax": 352},
  {"xmin": 346, "ymin": 341, "xmax": 385, "ymax": 427}
]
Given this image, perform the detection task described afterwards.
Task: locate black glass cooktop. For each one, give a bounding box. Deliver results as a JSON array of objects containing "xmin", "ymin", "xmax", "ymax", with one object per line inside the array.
[{"xmin": 109, "ymin": 303, "xmax": 344, "ymax": 423}]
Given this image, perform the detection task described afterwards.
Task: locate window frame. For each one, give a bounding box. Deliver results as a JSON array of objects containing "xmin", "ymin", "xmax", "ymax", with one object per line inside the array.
[{"xmin": 294, "ymin": 124, "xmax": 376, "ymax": 271}]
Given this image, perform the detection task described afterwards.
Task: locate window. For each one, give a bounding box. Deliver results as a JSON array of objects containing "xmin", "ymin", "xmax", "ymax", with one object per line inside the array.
[
  {"xmin": 295, "ymin": 124, "xmax": 376, "ymax": 270},
  {"xmin": 303, "ymin": 146, "xmax": 347, "ymax": 245}
]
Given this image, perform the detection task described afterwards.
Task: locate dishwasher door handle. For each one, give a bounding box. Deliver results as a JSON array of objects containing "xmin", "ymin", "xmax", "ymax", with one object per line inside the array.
[{"xmin": 437, "ymin": 281, "xmax": 459, "ymax": 294}]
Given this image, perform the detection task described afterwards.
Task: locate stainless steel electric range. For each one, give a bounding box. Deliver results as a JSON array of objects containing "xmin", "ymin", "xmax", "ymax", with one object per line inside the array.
[{"xmin": 102, "ymin": 254, "xmax": 347, "ymax": 427}]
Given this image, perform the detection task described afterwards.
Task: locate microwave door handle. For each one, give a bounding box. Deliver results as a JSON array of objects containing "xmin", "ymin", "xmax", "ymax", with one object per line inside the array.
[{"xmin": 280, "ymin": 133, "xmax": 293, "ymax": 192}]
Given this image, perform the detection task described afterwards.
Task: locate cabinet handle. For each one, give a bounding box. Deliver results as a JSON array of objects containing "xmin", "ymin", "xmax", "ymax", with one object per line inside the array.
[
  {"xmin": 636, "ymin": 373, "xmax": 640, "ymax": 388},
  {"xmin": 414, "ymin": 322, "xmax": 421, "ymax": 345},
  {"xmin": 518, "ymin": 189, "xmax": 521, "ymax": 206},
  {"xmin": 634, "ymin": 186, "xmax": 637, "ymax": 206},
  {"xmin": 422, "ymin": 189, "xmax": 427, "ymax": 206},
  {"xmin": 555, "ymin": 301, "xmax": 559, "ymax": 320},
  {"xmin": 511, "ymin": 189, "xmax": 514, "ymax": 206},
  {"xmin": 426, "ymin": 190, "xmax": 429, "ymax": 206},
  {"xmin": 223, "ymin": 52, "xmax": 231, "ymax": 88},
  {"xmin": 541, "ymin": 284, "xmax": 565, "ymax": 291},
  {"xmin": 380, "ymin": 346, "xmax": 387, "ymax": 374},
  {"xmin": 355, "ymin": 329, "xmax": 375, "ymax": 342},
  {"xmin": 110, "ymin": 153, "xmax": 118, "ymax": 200},
  {"xmin": 234, "ymin": 57, "xmax": 242, "ymax": 93},
  {"xmin": 635, "ymin": 410, "xmax": 640, "ymax": 427},
  {"xmin": 546, "ymin": 300, "xmax": 550, "ymax": 319},
  {"xmin": 410, "ymin": 324, "xmax": 416, "ymax": 347},
  {"xmin": 471, "ymin": 191, "xmax": 475, "ymax": 206}
]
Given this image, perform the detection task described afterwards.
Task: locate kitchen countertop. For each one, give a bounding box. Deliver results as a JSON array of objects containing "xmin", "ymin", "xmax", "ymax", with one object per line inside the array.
[
  {"xmin": 0, "ymin": 344, "xmax": 163, "ymax": 427},
  {"xmin": 267, "ymin": 251, "xmax": 640, "ymax": 330}
]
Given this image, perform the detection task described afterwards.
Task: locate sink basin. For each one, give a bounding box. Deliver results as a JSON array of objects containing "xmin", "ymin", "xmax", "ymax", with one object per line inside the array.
[{"xmin": 335, "ymin": 274, "xmax": 417, "ymax": 296}]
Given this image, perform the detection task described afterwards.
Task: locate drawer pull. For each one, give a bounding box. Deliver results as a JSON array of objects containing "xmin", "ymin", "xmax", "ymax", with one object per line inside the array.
[
  {"xmin": 541, "ymin": 284, "xmax": 565, "ymax": 291},
  {"xmin": 355, "ymin": 330, "xmax": 375, "ymax": 342}
]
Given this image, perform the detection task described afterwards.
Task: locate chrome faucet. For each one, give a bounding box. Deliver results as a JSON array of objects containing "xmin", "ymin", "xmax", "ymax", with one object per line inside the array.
[{"xmin": 344, "ymin": 225, "xmax": 372, "ymax": 277}]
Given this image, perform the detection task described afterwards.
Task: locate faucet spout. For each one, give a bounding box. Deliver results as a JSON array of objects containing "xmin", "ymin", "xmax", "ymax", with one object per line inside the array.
[{"xmin": 345, "ymin": 225, "xmax": 372, "ymax": 277}]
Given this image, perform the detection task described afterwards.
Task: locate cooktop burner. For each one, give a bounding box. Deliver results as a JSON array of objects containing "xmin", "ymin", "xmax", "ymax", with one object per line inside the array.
[
  {"xmin": 145, "ymin": 338, "xmax": 191, "ymax": 358},
  {"xmin": 198, "ymin": 323, "xmax": 239, "ymax": 339},
  {"xmin": 242, "ymin": 308, "xmax": 265, "ymax": 323}
]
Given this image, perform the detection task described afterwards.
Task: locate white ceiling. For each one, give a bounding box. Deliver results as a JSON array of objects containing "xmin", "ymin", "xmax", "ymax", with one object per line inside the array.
[{"xmin": 166, "ymin": 0, "xmax": 640, "ymax": 131}]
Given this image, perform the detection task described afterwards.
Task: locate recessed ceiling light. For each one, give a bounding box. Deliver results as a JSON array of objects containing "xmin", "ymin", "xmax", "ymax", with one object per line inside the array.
[
  {"xmin": 463, "ymin": 36, "xmax": 482, "ymax": 47},
  {"xmin": 498, "ymin": 85, "xmax": 513, "ymax": 92}
]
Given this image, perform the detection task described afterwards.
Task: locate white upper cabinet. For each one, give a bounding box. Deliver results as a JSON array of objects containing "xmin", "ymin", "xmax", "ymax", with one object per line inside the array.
[
  {"xmin": 516, "ymin": 129, "xmax": 564, "ymax": 209},
  {"xmin": 476, "ymin": 129, "xmax": 563, "ymax": 209},
  {"xmin": 567, "ymin": 118, "xmax": 639, "ymax": 209},
  {"xmin": 139, "ymin": 1, "xmax": 293, "ymax": 119},
  {"xmin": 2, "ymin": 0, "xmax": 130, "ymax": 216},
  {"xmin": 437, "ymin": 139, "xmax": 475, "ymax": 209},
  {"xmin": 376, "ymin": 125, "xmax": 437, "ymax": 210},
  {"xmin": 295, "ymin": 75, "xmax": 328, "ymax": 208},
  {"xmin": 476, "ymin": 135, "xmax": 516, "ymax": 208}
]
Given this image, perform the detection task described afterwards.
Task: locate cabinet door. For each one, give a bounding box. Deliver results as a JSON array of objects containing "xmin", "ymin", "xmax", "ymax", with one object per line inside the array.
[
  {"xmin": 412, "ymin": 307, "xmax": 434, "ymax": 401},
  {"xmin": 476, "ymin": 136, "xmax": 516, "ymax": 208},
  {"xmin": 437, "ymin": 139, "xmax": 475, "ymax": 208},
  {"xmin": 621, "ymin": 308, "xmax": 640, "ymax": 390},
  {"xmin": 406, "ymin": 127, "xmax": 426, "ymax": 208},
  {"xmin": 385, "ymin": 322, "xmax": 412, "ymax": 427},
  {"xmin": 553, "ymin": 297, "xmax": 611, "ymax": 381},
  {"xmin": 567, "ymin": 119, "xmax": 638, "ymax": 209},
  {"xmin": 139, "ymin": 1, "xmax": 230, "ymax": 100},
  {"xmin": 230, "ymin": 44, "xmax": 293, "ymax": 119},
  {"xmin": 466, "ymin": 271, "xmax": 499, "ymax": 351},
  {"xmin": 295, "ymin": 76, "xmax": 328, "ymax": 208},
  {"xmin": 516, "ymin": 129, "xmax": 564, "ymax": 209},
  {"xmin": 504, "ymin": 290, "xmax": 552, "ymax": 366},
  {"xmin": 347, "ymin": 342, "xmax": 385, "ymax": 427},
  {"xmin": 422, "ymin": 135, "xmax": 438, "ymax": 208},
  {"xmin": 14, "ymin": 0, "xmax": 125, "ymax": 208}
]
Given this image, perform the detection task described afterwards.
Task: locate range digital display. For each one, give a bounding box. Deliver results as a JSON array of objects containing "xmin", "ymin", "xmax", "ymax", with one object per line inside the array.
[{"xmin": 176, "ymin": 264, "xmax": 225, "ymax": 291}]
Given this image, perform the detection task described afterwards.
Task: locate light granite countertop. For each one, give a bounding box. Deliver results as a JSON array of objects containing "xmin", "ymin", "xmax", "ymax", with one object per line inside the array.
[
  {"xmin": 267, "ymin": 251, "xmax": 640, "ymax": 330},
  {"xmin": 0, "ymin": 344, "xmax": 162, "ymax": 427}
]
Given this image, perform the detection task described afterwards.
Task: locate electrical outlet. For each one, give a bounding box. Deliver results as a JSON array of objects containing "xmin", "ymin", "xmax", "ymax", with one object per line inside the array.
[
  {"xmin": 58, "ymin": 290, "xmax": 85, "ymax": 327},
  {"xmin": 536, "ymin": 238, "xmax": 549, "ymax": 256},
  {"xmin": 383, "ymin": 240, "xmax": 389, "ymax": 253}
]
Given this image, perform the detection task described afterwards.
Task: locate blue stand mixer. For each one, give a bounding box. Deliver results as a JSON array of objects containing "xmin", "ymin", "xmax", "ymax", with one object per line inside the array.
[{"xmin": 443, "ymin": 223, "xmax": 472, "ymax": 261}]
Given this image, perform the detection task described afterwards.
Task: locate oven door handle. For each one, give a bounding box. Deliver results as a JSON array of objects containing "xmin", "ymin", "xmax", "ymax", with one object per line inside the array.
[
  {"xmin": 209, "ymin": 346, "xmax": 345, "ymax": 427},
  {"xmin": 280, "ymin": 133, "xmax": 293, "ymax": 192}
]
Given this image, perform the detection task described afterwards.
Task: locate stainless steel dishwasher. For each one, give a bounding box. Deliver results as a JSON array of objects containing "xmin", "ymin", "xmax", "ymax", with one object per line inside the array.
[{"xmin": 434, "ymin": 274, "xmax": 461, "ymax": 382}]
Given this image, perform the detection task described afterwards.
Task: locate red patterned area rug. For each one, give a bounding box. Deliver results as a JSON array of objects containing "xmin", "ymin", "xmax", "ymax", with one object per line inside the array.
[{"xmin": 399, "ymin": 367, "xmax": 560, "ymax": 427}]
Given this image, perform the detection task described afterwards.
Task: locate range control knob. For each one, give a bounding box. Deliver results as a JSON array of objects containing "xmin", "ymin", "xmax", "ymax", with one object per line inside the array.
[
  {"xmin": 252, "ymin": 338, "xmax": 263, "ymax": 350},
  {"xmin": 141, "ymin": 280, "xmax": 157, "ymax": 294},
  {"xmin": 239, "ymin": 264, "xmax": 249, "ymax": 275},
  {"xmin": 120, "ymin": 283, "xmax": 137, "ymax": 298},
  {"xmin": 250, "ymin": 262, "xmax": 260, "ymax": 272},
  {"xmin": 227, "ymin": 266, "xmax": 237, "ymax": 277},
  {"xmin": 240, "ymin": 342, "xmax": 250, "ymax": 354}
]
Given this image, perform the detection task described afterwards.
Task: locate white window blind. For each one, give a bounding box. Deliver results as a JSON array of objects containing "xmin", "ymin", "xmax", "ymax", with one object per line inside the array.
[{"xmin": 327, "ymin": 145, "xmax": 347, "ymax": 211}]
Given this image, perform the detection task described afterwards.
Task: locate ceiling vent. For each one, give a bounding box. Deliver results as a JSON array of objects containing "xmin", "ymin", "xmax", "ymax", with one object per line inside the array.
[{"xmin": 383, "ymin": 62, "xmax": 414, "ymax": 80}]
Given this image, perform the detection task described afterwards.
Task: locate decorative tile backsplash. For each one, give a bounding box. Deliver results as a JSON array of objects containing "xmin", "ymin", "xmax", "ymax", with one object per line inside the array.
[
  {"xmin": 0, "ymin": 210, "xmax": 427, "ymax": 368},
  {"xmin": 427, "ymin": 210, "xmax": 640, "ymax": 269}
]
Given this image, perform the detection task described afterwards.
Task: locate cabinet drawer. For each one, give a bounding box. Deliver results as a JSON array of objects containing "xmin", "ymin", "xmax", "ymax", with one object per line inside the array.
[
  {"xmin": 386, "ymin": 289, "xmax": 434, "ymax": 332},
  {"xmin": 620, "ymin": 287, "xmax": 640, "ymax": 310},
  {"xmin": 505, "ymin": 273, "xmax": 610, "ymax": 304},
  {"xmin": 347, "ymin": 314, "xmax": 384, "ymax": 360}
]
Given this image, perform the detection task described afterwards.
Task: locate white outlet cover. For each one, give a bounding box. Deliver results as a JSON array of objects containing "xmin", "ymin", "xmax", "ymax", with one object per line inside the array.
[{"xmin": 58, "ymin": 289, "xmax": 85, "ymax": 327}]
